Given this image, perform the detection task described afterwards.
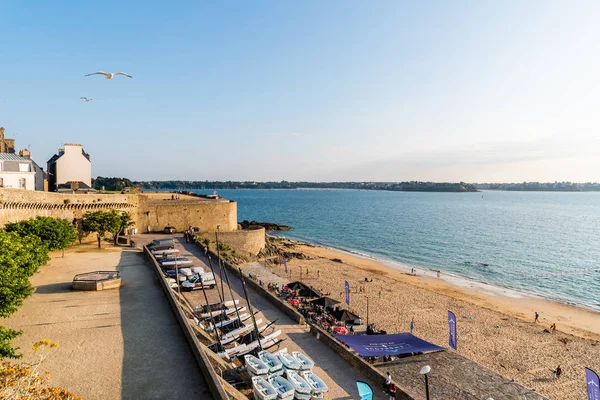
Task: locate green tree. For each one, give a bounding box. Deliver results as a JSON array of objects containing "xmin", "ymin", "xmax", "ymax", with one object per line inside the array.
[
  {"xmin": 5, "ymin": 216, "xmax": 77, "ymax": 255},
  {"xmin": 82, "ymin": 210, "xmax": 133, "ymax": 247},
  {"xmin": 0, "ymin": 230, "xmax": 50, "ymax": 359}
]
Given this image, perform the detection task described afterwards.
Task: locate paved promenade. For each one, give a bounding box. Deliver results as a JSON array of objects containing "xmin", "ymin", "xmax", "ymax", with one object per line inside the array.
[{"xmin": 2, "ymin": 244, "xmax": 211, "ymax": 400}]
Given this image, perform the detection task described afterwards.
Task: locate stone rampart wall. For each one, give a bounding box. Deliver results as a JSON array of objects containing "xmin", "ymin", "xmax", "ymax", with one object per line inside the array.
[
  {"xmin": 137, "ymin": 197, "xmax": 237, "ymax": 233},
  {"xmin": 0, "ymin": 189, "xmax": 137, "ymax": 228},
  {"xmin": 0, "ymin": 190, "xmax": 238, "ymax": 236},
  {"xmin": 215, "ymin": 226, "xmax": 266, "ymax": 256}
]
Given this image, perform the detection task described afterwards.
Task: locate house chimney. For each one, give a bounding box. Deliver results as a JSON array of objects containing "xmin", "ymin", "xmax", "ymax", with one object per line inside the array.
[
  {"xmin": 0, "ymin": 127, "xmax": 5, "ymax": 153},
  {"xmin": 19, "ymin": 148, "xmax": 31, "ymax": 159}
]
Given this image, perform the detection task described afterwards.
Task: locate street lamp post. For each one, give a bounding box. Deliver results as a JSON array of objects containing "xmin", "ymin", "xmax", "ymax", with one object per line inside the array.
[
  {"xmin": 366, "ymin": 296, "xmax": 369, "ymax": 327},
  {"xmin": 419, "ymin": 365, "xmax": 431, "ymax": 400}
]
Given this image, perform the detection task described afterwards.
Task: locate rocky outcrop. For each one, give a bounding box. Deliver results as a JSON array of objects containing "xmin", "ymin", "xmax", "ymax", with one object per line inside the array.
[{"xmin": 239, "ymin": 220, "xmax": 291, "ymax": 231}]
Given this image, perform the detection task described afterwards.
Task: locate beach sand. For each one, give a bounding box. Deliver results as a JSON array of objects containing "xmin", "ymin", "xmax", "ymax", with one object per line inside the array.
[{"xmin": 264, "ymin": 238, "xmax": 600, "ymax": 400}]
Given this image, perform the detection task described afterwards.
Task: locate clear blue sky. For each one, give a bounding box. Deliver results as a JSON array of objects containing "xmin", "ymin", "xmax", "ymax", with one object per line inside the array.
[{"xmin": 1, "ymin": 1, "xmax": 599, "ymax": 182}]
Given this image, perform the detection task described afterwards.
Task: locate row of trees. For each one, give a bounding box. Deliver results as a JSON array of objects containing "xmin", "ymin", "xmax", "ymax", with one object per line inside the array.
[{"xmin": 0, "ymin": 210, "xmax": 133, "ymax": 358}]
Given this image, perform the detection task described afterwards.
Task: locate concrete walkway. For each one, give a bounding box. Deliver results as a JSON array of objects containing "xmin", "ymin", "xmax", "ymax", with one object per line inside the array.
[{"xmin": 2, "ymin": 244, "xmax": 211, "ymax": 400}]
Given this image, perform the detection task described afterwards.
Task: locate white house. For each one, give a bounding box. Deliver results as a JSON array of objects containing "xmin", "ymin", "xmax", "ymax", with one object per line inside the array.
[
  {"xmin": 47, "ymin": 144, "xmax": 92, "ymax": 192},
  {"xmin": 0, "ymin": 153, "xmax": 36, "ymax": 190}
]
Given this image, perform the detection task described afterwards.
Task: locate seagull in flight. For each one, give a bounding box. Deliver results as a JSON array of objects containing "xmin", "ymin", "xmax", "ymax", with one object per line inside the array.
[
  {"xmin": 80, "ymin": 97, "xmax": 92, "ymax": 102},
  {"xmin": 85, "ymin": 71, "xmax": 133, "ymax": 79}
]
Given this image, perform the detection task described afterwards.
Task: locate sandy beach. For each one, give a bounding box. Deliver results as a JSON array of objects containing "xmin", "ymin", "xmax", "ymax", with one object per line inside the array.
[{"xmin": 263, "ymin": 238, "xmax": 600, "ymax": 400}]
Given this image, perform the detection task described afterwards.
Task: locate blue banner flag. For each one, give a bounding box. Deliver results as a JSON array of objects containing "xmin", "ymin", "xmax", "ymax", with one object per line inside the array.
[
  {"xmin": 448, "ymin": 310, "xmax": 457, "ymax": 350},
  {"xmin": 356, "ymin": 381, "xmax": 373, "ymax": 400},
  {"xmin": 282, "ymin": 256, "xmax": 288, "ymax": 274},
  {"xmin": 345, "ymin": 280, "xmax": 350, "ymax": 305},
  {"xmin": 586, "ymin": 368, "xmax": 600, "ymax": 400}
]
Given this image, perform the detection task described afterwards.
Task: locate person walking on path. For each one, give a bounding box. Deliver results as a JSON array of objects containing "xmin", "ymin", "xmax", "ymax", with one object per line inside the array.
[
  {"xmin": 383, "ymin": 372, "xmax": 392, "ymax": 393},
  {"xmin": 535, "ymin": 311, "xmax": 540, "ymax": 323},
  {"xmin": 410, "ymin": 317, "xmax": 415, "ymax": 334}
]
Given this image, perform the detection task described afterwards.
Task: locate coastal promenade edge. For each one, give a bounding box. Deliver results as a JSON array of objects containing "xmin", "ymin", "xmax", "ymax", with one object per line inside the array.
[{"xmin": 143, "ymin": 245, "xmax": 231, "ymax": 400}]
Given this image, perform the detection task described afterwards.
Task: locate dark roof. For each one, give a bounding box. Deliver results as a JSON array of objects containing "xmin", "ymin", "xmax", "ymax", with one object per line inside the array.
[
  {"xmin": 309, "ymin": 296, "xmax": 340, "ymax": 308},
  {"xmin": 57, "ymin": 181, "xmax": 91, "ymax": 189},
  {"xmin": 47, "ymin": 153, "xmax": 61, "ymax": 165},
  {"xmin": 330, "ymin": 309, "xmax": 361, "ymax": 322}
]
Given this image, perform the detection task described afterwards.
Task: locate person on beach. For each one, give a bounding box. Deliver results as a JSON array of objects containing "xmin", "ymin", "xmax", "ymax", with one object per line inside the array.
[
  {"xmin": 437, "ymin": 270, "xmax": 441, "ymax": 278},
  {"xmin": 410, "ymin": 317, "xmax": 415, "ymax": 334},
  {"xmin": 383, "ymin": 372, "xmax": 391, "ymax": 393},
  {"xmin": 556, "ymin": 365, "xmax": 562, "ymax": 379},
  {"xmin": 317, "ymin": 270, "xmax": 320, "ymax": 277},
  {"xmin": 535, "ymin": 311, "xmax": 540, "ymax": 323},
  {"xmin": 378, "ymin": 290, "xmax": 382, "ymax": 298},
  {"xmin": 388, "ymin": 383, "xmax": 397, "ymax": 400}
]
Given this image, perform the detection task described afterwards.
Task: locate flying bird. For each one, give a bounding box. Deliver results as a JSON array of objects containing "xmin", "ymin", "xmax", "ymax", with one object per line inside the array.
[
  {"xmin": 80, "ymin": 97, "xmax": 92, "ymax": 102},
  {"xmin": 85, "ymin": 71, "xmax": 133, "ymax": 79}
]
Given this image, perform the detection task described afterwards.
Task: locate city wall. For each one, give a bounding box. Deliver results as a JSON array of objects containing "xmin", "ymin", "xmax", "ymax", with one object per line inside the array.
[
  {"xmin": 0, "ymin": 189, "xmax": 136, "ymax": 228},
  {"xmin": 0, "ymin": 189, "xmax": 264, "ymax": 252}
]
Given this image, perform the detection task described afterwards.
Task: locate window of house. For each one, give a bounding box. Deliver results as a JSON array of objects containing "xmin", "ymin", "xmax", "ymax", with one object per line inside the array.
[
  {"xmin": 19, "ymin": 178, "xmax": 26, "ymax": 189},
  {"xmin": 0, "ymin": 177, "xmax": 3, "ymax": 187},
  {"xmin": 19, "ymin": 163, "xmax": 30, "ymax": 172}
]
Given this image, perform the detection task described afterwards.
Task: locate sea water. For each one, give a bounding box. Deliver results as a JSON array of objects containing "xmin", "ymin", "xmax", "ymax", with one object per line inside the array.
[{"xmin": 190, "ymin": 189, "xmax": 600, "ymax": 311}]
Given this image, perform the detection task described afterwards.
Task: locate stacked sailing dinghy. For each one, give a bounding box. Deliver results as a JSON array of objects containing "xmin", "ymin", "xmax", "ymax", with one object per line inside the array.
[
  {"xmin": 252, "ymin": 376, "xmax": 278, "ymax": 400},
  {"xmin": 268, "ymin": 374, "xmax": 295, "ymax": 400},
  {"xmin": 301, "ymin": 371, "xmax": 328, "ymax": 399},
  {"xmin": 284, "ymin": 370, "xmax": 312, "ymax": 400}
]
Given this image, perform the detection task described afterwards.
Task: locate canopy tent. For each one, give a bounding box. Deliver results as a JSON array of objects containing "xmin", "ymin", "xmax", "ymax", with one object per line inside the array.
[
  {"xmin": 309, "ymin": 296, "xmax": 340, "ymax": 308},
  {"xmin": 286, "ymin": 281, "xmax": 321, "ymax": 298},
  {"xmin": 330, "ymin": 309, "xmax": 361, "ymax": 324},
  {"xmin": 334, "ymin": 333, "xmax": 445, "ymax": 357}
]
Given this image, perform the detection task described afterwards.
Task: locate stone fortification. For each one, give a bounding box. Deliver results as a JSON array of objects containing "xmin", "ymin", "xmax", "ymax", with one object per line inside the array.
[
  {"xmin": 0, "ymin": 189, "xmax": 136, "ymax": 228},
  {"xmin": 0, "ymin": 189, "xmax": 263, "ymax": 252},
  {"xmin": 137, "ymin": 194, "xmax": 238, "ymax": 233},
  {"xmin": 215, "ymin": 225, "xmax": 266, "ymax": 256}
]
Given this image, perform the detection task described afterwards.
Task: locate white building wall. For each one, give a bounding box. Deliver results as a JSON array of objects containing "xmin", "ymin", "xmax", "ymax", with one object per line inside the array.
[
  {"xmin": 55, "ymin": 144, "xmax": 91, "ymax": 187},
  {"xmin": 0, "ymin": 172, "xmax": 35, "ymax": 190}
]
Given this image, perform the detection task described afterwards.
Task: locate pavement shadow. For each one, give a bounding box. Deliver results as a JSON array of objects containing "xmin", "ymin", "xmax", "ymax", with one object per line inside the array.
[
  {"xmin": 116, "ymin": 248, "xmax": 211, "ymax": 399},
  {"xmin": 34, "ymin": 282, "xmax": 73, "ymax": 294}
]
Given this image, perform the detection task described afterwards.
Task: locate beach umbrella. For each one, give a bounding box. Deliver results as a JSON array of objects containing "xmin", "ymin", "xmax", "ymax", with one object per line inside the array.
[
  {"xmin": 334, "ymin": 326, "xmax": 349, "ymax": 335},
  {"xmin": 309, "ymin": 296, "xmax": 340, "ymax": 308},
  {"xmin": 356, "ymin": 381, "xmax": 373, "ymax": 400},
  {"xmin": 330, "ymin": 309, "xmax": 360, "ymax": 324}
]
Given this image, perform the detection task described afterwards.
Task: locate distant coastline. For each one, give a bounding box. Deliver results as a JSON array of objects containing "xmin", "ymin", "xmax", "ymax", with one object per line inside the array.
[{"xmin": 93, "ymin": 177, "xmax": 600, "ymax": 192}]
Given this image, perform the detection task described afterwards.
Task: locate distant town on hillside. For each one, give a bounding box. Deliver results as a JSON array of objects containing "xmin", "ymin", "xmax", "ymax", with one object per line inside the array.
[{"xmin": 91, "ymin": 177, "xmax": 600, "ymax": 193}]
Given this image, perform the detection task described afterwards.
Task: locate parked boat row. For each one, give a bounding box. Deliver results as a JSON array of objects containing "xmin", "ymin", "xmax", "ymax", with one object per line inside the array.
[{"xmin": 148, "ymin": 238, "xmax": 330, "ymax": 398}]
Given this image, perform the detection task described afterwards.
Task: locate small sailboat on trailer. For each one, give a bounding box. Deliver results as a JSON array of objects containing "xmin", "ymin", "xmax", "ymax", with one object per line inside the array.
[
  {"xmin": 258, "ymin": 350, "xmax": 284, "ymax": 376},
  {"xmin": 252, "ymin": 376, "xmax": 278, "ymax": 400},
  {"xmin": 301, "ymin": 371, "xmax": 328, "ymax": 398},
  {"xmin": 195, "ymin": 299, "xmax": 239, "ymax": 314},
  {"xmin": 198, "ymin": 305, "xmax": 245, "ymax": 320},
  {"xmin": 284, "ymin": 370, "xmax": 312, "ymax": 400},
  {"xmin": 268, "ymin": 374, "xmax": 295, "ymax": 400},
  {"xmin": 244, "ymin": 354, "xmax": 270, "ymax": 376},
  {"xmin": 292, "ymin": 351, "xmax": 314, "ymax": 371}
]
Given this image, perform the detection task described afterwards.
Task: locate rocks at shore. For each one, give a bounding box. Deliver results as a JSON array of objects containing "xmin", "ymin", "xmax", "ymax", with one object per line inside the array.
[{"xmin": 239, "ymin": 220, "xmax": 292, "ymax": 231}]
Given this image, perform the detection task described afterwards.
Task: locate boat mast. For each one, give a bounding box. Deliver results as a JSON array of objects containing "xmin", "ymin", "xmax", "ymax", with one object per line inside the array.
[
  {"xmin": 238, "ymin": 268, "xmax": 263, "ymax": 352},
  {"xmin": 200, "ymin": 278, "xmax": 223, "ymax": 351},
  {"xmin": 215, "ymin": 227, "xmax": 243, "ymax": 324}
]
